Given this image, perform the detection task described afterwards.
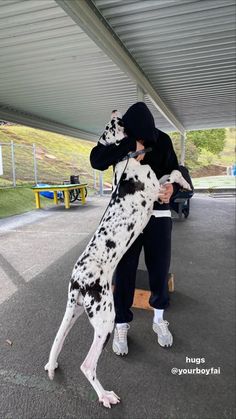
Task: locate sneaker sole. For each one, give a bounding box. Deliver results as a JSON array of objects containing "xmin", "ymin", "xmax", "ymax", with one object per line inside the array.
[
  {"xmin": 157, "ymin": 336, "xmax": 173, "ymax": 348},
  {"xmin": 112, "ymin": 342, "xmax": 128, "ymax": 356}
]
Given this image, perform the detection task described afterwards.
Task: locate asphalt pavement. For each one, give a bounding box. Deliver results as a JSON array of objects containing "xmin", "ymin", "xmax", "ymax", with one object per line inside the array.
[{"xmin": 0, "ymin": 194, "xmax": 235, "ymax": 419}]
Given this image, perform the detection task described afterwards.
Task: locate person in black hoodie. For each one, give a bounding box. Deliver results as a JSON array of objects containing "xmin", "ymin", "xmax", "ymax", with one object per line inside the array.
[{"xmin": 90, "ymin": 102, "xmax": 179, "ymax": 355}]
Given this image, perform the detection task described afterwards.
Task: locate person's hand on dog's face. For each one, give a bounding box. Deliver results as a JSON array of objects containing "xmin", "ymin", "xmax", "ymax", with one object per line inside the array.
[{"xmin": 136, "ymin": 140, "xmax": 145, "ymax": 161}]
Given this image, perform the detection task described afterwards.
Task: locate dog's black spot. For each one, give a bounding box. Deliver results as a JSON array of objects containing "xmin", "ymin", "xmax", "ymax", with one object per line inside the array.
[
  {"xmin": 147, "ymin": 171, "xmax": 151, "ymax": 178},
  {"xmin": 131, "ymin": 208, "xmax": 138, "ymax": 215},
  {"xmin": 135, "ymin": 175, "xmax": 138, "ymax": 180},
  {"xmin": 103, "ymin": 333, "xmax": 111, "ymax": 349},
  {"xmin": 106, "ymin": 239, "xmax": 116, "ymax": 249},
  {"xmin": 70, "ymin": 280, "xmax": 80, "ymax": 291},
  {"xmin": 112, "ymin": 252, "xmax": 116, "ymax": 259},
  {"xmin": 141, "ymin": 200, "xmax": 146, "ymax": 207},
  {"xmin": 72, "ymin": 314, "xmax": 75, "ymax": 318},
  {"xmin": 100, "ymin": 269, "xmax": 103, "ymax": 275},
  {"xmin": 86, "ymin": 306, "xmax": 93, "ymax": 319},
  {"xmin": 126, "ymin": 231, "xmax": 135, "ymax": 247},
  {"xmin": 98, "ymin": 226, "xmax": 106, "ymax": 234},
  {"xmin": 108, "ymin": 302, "xmax": 112, "ymax": 312},
  {"xmin": 79, "ymin": 253, "xmax": 89, "ymax": 264},
  {"xmin": 127, "ymin": 223, "xmax": 134, "ymax": 231},
  {"xmin": 81, "ymin": 279, "xmax": 102, "ymax": 303},
  {"xmin": 106, "ymin": 216, "xmax": 111, "ymax": 222},
  {"xmin": 91, "ymin": 299, "xmax": 94, "ymax": 305},
  {"xmin": 88, "ymin": 273, "xmax": 93, "ymax": 278},
  {"xmin": 96, "ymin": 305, "xmax": 101, "ymax": 311},
  {"xmin": 118, "ymin": 179, "xmax": 144, "ymax": 198}
]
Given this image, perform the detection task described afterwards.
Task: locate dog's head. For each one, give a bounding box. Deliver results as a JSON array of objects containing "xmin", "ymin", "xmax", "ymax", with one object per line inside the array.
[{"xmin": 99, "ymin": 110, "xmax": 125, "ymax": 146}]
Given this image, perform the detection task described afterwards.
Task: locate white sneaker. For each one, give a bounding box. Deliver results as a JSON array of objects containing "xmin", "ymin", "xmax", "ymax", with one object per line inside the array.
[
  {"xmin": 153, "ymin": 320, "xmax": 173, "ymax": 348},
  {"xmin": 112, "ymin": 324, "xmax": 130, "ymax": 356}
]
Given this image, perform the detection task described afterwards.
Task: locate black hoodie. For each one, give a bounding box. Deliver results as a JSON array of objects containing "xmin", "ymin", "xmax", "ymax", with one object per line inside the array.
[{"xmin": 90, "ymin": 102, "xmax": 179, "ymax": 210}]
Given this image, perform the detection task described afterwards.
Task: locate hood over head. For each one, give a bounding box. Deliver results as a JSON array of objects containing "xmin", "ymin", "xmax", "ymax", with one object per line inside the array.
[{"xmin": 122, "ymin": 102, "xmax": 157, "ymax": 144}]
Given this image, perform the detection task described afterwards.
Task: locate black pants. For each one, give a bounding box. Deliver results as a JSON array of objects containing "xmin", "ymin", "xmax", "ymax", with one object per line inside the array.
[{"xmin": 113, "ymin": 216, "xmax": 172, "ymax": 323}]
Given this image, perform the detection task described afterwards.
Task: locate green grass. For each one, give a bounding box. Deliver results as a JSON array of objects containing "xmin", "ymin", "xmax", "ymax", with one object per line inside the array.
[
  {"xmin": 215, "ymin": 128, "xmax": 236, "ymax": 166},
  {"xmin": 0, "ymin": 125, "xmax": 113, "ymax": 187},
  {"xmin": 193, "ymin": 176, "xmax": 236, "ymax": 189},
  {"xmin": 0, "ymin": 187, "xmax": 55, "ymax": 218}
]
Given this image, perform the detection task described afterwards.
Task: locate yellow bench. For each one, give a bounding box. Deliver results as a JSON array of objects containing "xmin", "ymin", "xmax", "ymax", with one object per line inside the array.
[{"xmin": 32, "ymin": 183, "xmax": 87, "ymax": 209}]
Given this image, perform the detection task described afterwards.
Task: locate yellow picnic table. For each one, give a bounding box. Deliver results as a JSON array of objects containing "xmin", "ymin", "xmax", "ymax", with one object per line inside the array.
[{"xmin": 32, "ymin": 183, "xmax": 87, "ymax": 209}]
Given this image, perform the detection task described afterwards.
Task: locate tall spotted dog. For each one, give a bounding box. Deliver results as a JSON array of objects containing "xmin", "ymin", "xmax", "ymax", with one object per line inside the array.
[{"xmin": 45, "ymin": 112, "xmax": 191, "ymax": 408}]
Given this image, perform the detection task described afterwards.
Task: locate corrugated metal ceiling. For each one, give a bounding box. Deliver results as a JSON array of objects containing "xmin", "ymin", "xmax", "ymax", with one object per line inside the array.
[
  {"xmin": 0, "ymin": 0, "xmax": 235, "ymax": 141},
  {"xmin": 94, "ymin": 0, "xmax": 236, "ymax": 130},
  {"xmin": 0, "ymin": 0, "xmax": 156, "ymax": 138}
]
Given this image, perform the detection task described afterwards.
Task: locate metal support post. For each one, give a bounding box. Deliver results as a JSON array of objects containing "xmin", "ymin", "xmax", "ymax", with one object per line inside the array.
[
  {"xmin": 11, "ymin": 140, "xmax": 16, "ymax": 187},
  {"xmin": 33, "ymin": 144, "xmax": 38, "ymax": 185},
  {"xmin": 180, "ymin": 132, "xmax": 186, "ymax": 165}
]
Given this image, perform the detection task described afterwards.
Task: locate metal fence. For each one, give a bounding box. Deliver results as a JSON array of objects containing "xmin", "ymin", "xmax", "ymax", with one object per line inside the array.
[
  {"xmin": 0, "ymin": 141, "xmax": 37, "ymax": 187},
  {"xmin": 0, "ymin": 140, "xmax": 111, "ymax": 195}
]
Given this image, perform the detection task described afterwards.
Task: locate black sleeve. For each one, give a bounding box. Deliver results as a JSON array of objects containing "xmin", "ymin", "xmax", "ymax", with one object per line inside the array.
[{"xmin": 90, "ymin": 137, "xmax": 136, "ymax": 171}]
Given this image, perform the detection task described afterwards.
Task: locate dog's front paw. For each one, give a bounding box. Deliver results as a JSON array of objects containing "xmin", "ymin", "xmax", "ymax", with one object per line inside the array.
[
  {"xmin": 99, "ymin": 390, "xmax": 120, "ymax": 408},
  {"xmin": 44, "ymin": 361, "xmax": 58, "ymax": 380}
]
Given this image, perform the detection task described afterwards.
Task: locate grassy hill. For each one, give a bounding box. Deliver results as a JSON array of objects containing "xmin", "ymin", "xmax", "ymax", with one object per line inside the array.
[{"xmin": 0, "ymin": 125, "xmax": 113, "ymax": 189}]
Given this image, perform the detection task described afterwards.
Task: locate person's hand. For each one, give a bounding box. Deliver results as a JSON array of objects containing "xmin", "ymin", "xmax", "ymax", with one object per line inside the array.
[
  {"xmin": 136, "ymin": 140, "xmax": 145, "ymax": 162},
  {"xmin": 158, "ymin": 183, "xmax": 174, "ymax": 204}
]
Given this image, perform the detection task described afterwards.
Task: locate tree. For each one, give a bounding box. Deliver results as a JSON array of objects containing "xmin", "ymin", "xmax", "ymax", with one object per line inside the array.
[
  {"xmin": 170, "ymin": 128, "xmax": 226, "ymax": 170},
  {"xmin": 187, "ymin": 129, "xmax": 226, "ymax": 155},
  {"xmin": 170, "ymin": 132, "xmax": 199, "ymax": 169}
]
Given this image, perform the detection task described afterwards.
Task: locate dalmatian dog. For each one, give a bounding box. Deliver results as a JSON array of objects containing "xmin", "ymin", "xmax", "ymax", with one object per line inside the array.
[{"xmin": 45, "ymin": 111, "xmax": 191, "ymax": 408}]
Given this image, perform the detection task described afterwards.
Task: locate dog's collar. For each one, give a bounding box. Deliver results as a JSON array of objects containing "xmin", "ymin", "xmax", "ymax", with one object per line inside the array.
[{"xmin": 120, "ymin": 147, "xmax": 152, "ymax": 162}]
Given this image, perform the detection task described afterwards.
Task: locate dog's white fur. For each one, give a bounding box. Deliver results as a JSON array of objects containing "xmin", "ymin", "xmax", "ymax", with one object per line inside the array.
[{"xmin": 45, "ymin": 113, "xmax": 191, "ymax": 408}]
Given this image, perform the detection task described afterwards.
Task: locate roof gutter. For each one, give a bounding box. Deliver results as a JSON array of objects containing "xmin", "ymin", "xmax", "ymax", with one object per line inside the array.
[{"xmin": 0, "ymin": 105, "xmax": 98, "ymax": 142}]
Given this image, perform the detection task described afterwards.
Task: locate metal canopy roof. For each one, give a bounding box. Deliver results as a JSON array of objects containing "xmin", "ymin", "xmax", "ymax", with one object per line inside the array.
[{"xmin": 0, "ymin": 0, "xmax": 235, "ymax": 141}]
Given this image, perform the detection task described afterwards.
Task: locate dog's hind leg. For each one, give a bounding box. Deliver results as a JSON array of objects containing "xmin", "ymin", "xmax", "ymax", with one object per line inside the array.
[
  {"xmin": 45, "ymin": 288, "xmax": 84, "ymax": 380},
  {"xmin": 80, "ymin": 294, "xmax": 120, "ymax": 408}
]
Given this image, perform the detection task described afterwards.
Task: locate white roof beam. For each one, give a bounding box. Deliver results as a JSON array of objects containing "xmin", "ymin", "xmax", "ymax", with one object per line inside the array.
[
  {"xmin": 0, "ymin": 105, "xmax": 98, "ymax": 142},
  {"xmin": 56, "ymin": 0, "xmax": 185, "ymax": 134}
]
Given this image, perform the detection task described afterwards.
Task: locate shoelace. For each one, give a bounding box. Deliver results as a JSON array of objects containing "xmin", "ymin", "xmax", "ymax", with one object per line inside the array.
[
  {"xmin": 157, "ymin": 320, "xmax": 169, "ymax": 336},
  {"xmin": 116, "ymin": 325, "xmax": 130, "ymax": 342}
]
